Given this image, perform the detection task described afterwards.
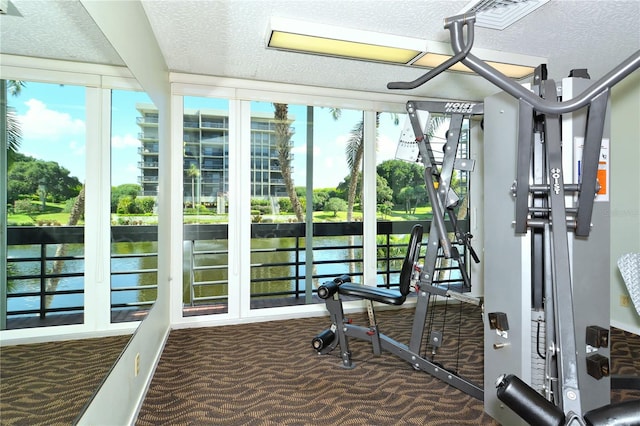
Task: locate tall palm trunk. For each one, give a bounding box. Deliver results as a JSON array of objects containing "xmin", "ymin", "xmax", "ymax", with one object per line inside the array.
[
  {"xmin": 346, "ymin": 121, "xmax": 364, "ymax": 222},
  {"xmin": 274, "ymin": 103, "xmax": 304, "ymax": 222},
  {"xmin": 47, "ymin": 186, "xmax": 85, "ymax": 302}
]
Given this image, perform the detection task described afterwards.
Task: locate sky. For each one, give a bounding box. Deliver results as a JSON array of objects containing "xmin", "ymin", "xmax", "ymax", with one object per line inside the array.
[{"xmin": 9, "ymin": 81, "xmax": 411, "ymax": 189}]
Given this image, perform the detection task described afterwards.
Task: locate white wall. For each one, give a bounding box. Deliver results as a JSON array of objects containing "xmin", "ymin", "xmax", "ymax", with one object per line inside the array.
[
  {"xmin": 610, "ymin": 71, "xmax": 640, "ymax": 334},
  {"xmin": 76, "ymin": 1, "xmax": 172, "ymax": 424}
]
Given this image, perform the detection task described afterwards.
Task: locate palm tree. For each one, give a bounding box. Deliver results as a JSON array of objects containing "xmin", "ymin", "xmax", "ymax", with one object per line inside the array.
[
  {"xmin": 343, "ymin": 112, "xmax": 400, "ymax": 221},
  {"xmin": 187, "ymin": 163, "xmax": 200, "ymax": 208},
  {"xmin": 49, "ymin": 186, "xmax": 86, "ymax": 303},
  {"xmin": 273, "ymin": 103, "xmax": 304, "ymax": 222},
  {"xmin": 3, "ymin": 80, "xmax": 25, "ymax": 168},
  {"xmin": 344, "ymin": 119, "xmax": 365, "ymax": 222}
]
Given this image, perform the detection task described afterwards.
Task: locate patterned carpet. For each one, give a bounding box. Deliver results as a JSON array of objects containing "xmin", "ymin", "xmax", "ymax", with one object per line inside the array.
[
  {"xmin": 0, "ymin": 305, "xmax": 637, "ymax": 426},
  {"xmin": 136, "ymin": 303, "xmax": 640, "ymax": 425},
  {"xmin": 0, "ymin": 334, "xmax": 131, "ymax": 425}
]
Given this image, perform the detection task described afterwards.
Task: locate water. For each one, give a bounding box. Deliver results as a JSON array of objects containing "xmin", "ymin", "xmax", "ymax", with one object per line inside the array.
[{"xmin": 7, "ymin": 235, "xmax": 415, "ymax": 315}]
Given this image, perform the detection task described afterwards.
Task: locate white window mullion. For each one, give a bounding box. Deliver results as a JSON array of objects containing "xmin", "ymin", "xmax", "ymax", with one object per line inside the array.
[
  {"xmin": 229, "ymin": 99, "xmax": 251, "ymax": 318},
  {"xmin": 169, "ymin": 94, "xmax": 186, "ymax": 324},
  {"xmin": 362, "ymin": 110, "xmax": 378, "ymax": 286},
  {"xmin": 84, "ymin": 86, "xmax": 112, "ymax": 330}
]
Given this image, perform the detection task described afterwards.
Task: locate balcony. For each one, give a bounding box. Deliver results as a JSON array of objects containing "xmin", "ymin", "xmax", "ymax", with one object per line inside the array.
[
  {"xmin": 138, "ymin": 161, "xmax": 159, "ymax": 169},
  {"xmin": 136, "ymin": 116, "xmax": 159, "ymax": 125},
  {"xmin": 138, "ymin": 146, "xmax": 159, "ymax": 155},
  {"xmin": 139, "ymin": 176, "xmax": 159, "ymax": 183},
  {"xmin": 137, "ymin": 132, "xmax": 158, "ymax": 141}
]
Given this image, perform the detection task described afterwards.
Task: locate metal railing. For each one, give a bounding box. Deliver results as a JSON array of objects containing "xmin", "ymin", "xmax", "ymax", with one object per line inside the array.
[{"xmin": 5, "ymin": 220, "xmax": 470, "ymax": 324}]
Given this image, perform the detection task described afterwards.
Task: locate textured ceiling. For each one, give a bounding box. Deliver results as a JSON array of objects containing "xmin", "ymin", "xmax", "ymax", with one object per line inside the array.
[
  {"xmin": 1, "ymin": 0, "xmax": 639, "ymax": 101},
  {"xmin": 0, "ymin": 0, "xmax": 124, "ymax": 66}
]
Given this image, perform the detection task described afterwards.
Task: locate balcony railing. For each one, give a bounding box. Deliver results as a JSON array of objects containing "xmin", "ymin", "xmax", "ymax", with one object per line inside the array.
[
  {"xmin": 5, "ymin": 220, "xmax": 470, "ymax": 328},
  {"xmin": 136, "ymin": 116, "xmax": 159, "ymax": 125}
]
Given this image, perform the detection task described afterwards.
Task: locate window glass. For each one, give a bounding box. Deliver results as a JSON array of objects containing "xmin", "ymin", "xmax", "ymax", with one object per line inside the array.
[
  {"xmin": 249, "ymin": 102, "xmax": 364, "ymax": 309},
  {"xmin": 310, "ymin": 107, "xmax": 364, "ymax": 284},
  {"xmin": 182, "ymin": 96, "xmax": 230, "ymax": 316},
  {"xmin": 375, "ymin": 110, "xmax": 471, "ymax": 289},
  {"xmin": 4, "ymin": 81, "xmax": 86, "ymax": 329},
  {"xmin": 110, "ymin": 90, "xmax": 157, "ymax": 323}
]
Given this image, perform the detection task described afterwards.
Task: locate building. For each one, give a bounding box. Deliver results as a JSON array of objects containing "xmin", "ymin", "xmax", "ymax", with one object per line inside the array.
[{"xmin": 137, "ymin": 105, "xmax": 291, "ymax": 203}]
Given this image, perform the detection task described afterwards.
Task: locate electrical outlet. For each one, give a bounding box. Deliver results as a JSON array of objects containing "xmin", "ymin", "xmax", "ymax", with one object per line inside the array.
[
  {"xmin": 620, "ymin": 295, "xmax": 631, "ymax": 308},
  {"xmin": 134, "ymin": 352, "xmax": 140, "ymax": 377}
]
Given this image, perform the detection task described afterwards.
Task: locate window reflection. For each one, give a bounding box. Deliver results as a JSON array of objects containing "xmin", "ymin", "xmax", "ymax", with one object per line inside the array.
[
  {"xmin": 4, "ymin": 81, "xmax": 86, "ymax": 329},
  {"xmin": 110, "ymin": 90, "xmax": 158, "ymax": 323}
]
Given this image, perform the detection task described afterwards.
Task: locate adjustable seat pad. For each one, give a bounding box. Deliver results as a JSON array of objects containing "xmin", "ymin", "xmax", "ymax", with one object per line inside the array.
[{"xmin": 338, "ymin": 283, "xmax": 406, "ymax": 305}]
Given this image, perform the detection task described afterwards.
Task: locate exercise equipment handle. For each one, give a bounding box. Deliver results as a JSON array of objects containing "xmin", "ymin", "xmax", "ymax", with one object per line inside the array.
[
  {"xmin": 388, "ymin": 13, "xmax": 640, "ymax": 115},
  {"xmin": 387, "ymin": 14, "xmax": 476, "ymax": 91}
]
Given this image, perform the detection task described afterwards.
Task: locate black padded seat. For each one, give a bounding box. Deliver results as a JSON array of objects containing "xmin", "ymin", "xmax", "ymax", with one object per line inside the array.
[{"xmin": 338, "ymin": 283, "xmax": 406, "ymax": 305}]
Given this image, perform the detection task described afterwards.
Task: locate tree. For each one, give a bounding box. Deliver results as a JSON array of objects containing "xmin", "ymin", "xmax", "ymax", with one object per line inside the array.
[
  {"xmin": 376, "ymin": 159, "xmax": 424, "ymax": 205},
  {"xmin": 48, "ymin": 186, "xmax": 85, "ymax": 299},
  {"xmin": 3, "ymin": 80, "xmax": 25, "ymax": 169},
  {"xmin": 398, "ymin": 186, "xmax": 414, "ymax": 214},
  {"xmin": 186, "ymin": 163, "xmax": 200, "ymax": 206},
  {"xmin": 337, "ymin": 111, "xmax": 399, "ymax": 222},
  {"xmin": 344, "ymin": 119, "xmax": 365, "ymax": 222},
  {"xmin": 376, "ymin": 174, "xmax": 393, "ymax": 218},
  {"xmin": 324, "ymin": 197, "xmax": 347, "ymax": 217},
  {"xmin": 111, "ymin": 183, "xmax": 141, "ymax": 212},
  {"xmin": 7, "ymin": 154, "xmax": 82, "ymax": 204},
  {"xmin": 375, "ymin": 174, "xmax": 393, "ymax": 207},
  {"xmin": 398, "ymin": 184, "xmax": 428, "ymax": 214},
  {"xmin": 311, "ymin": 189, "xmax": 330, "ymax": 211},
  {"xmin": 274, "ymin": 103, "xmax": 304, "ymax": 222}
]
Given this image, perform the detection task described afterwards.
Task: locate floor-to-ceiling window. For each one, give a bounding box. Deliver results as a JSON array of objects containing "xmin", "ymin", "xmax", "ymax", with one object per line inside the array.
[
  {"xmin": 181, "ymin": 96, "xmax": 230, "ymax": 317},
  {"xmin": 307, "ymin": 106, "xmax": 365, "ymax": 290},
  {"xmin": 110, "ymin": 90, "xmax": 158, "ymax": 323},
  {"xmin": 136, "ymin": 77, "xmax": 479, "ymax": 325},
  {"xmin": 247, "ymin": 101, "xmax": 366, "ymax": 309},
  {"xmin": 375, "ymin": 108, "xmax": 472, "ymax": 291},
  {"xmin": 4, "ymin": 80, "xmax": 86, "ymax": 329}
]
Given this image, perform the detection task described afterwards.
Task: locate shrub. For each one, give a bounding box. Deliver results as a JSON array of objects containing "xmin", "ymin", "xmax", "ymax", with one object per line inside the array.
[
  {"xmin": 278, "ymin": 198, "xmax": 292, "ymax": 213},
  {"xmin": 116, "ymin": 196, "xmax": 135, "ymax": 214},
  {"xmin": 13, "ymin": 199, "xmax": 38, "ymax": 214},
  {"xmin": 135, "ymin": 197, "xmax": 156, "ymax": 214}
]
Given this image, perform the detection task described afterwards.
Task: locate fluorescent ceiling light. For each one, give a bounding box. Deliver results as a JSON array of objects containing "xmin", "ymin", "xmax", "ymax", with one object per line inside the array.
[
  {"xmin": 413, "ymin": 41, "xmax": 545, "ymax": 79},
  {"xmin": 267, "ymin": 17, "xmax": 425, "ymax": 65},
  {"xmin": 266, "ymin": 17, "xmax": 546, "ymax": 79},
  {"xmin": 459, "ymin": 0, "xmax": 550, "ymax": 30}
]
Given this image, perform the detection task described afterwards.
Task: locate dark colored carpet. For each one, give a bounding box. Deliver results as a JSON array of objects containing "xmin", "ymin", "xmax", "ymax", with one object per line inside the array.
[
  {"xmin": 0, "ymin": 306, "xmax": 637, "ymax": 425},
  {"xmin": 136, "ymin": 304, "xmax": 640, "ymax": 425},
  {"xmin": 0, "ymin": 334, "xmax": 131, "ymax": 426}
]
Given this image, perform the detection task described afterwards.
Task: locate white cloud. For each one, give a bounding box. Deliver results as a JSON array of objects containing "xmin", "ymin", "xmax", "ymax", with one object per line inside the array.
[
  {"xmin": 112, "ymin": 134, "xmax": 141, "ymax": 148},
  {"xmin": 69, "ymin": 140, "xmax": 85, "ymax": 156},
  {"xmin": 19, "ymin": 98, "xmax": 85, "ymax": 141},
  {"xmin": 291, "ymin": 144, "xmax": 307, "ymax": 154},
  {"xmin": 376, "ymin": 134, "xmax": 398, "ymax": 162},
  {"xmin": 334, "ymin": 134, "xmax": 349, "ymax": 147}
]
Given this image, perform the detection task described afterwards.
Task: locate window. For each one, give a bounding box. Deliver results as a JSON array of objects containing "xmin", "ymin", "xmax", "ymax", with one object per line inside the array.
[
  {"xmin": 375, "ymin": 109, "xmax": 472, "ymax": 290},
  {"xmin": 249, "ymin": 102, "xmax": 365, "ymax": 309},
  {"xmin": 4, "ymin": 81, "xmax": 86, "ymax": 329},
  {"xmin": 110, "ymin": 90, "xmax": 158, "ymax": 323},
  {"xmin": 182, "ymin": 96, "xmax": 230, "ymax": 316}
]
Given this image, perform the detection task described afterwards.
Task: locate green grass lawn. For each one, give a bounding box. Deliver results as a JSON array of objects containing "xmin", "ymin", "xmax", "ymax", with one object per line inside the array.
[
  {"xmin": 9, "ymin": 203, "xmax": 433, "ymax": 226},
  {"xmin": 7, "ymin": 201, "xmax": 74, "ymax": 226}
]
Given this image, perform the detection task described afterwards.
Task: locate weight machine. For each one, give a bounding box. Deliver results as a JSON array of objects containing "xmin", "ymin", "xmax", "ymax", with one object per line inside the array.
[
  {"xmin": 312, "ymin": 99, "xmax": 485, "ymax": 399},
  {"xmin": 385, "ymin": 13, "xmax": 640, "ymax": 426}
]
